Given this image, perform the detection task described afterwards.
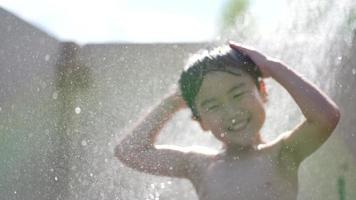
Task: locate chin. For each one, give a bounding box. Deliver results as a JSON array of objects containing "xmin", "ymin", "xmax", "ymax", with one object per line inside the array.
[{"xmin": 227, "ymin": 135, "xmax": 253, "ymax": 146}]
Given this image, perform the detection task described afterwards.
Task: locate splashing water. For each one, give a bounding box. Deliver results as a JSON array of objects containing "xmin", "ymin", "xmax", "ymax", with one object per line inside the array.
[
  {"xmin": 222, "ymin": 1, "xmax": 356, "ymax": 199},
  {"xmin": 62, "ymin": 0, "xmax": 356, "ymax": 199},
  {"xmin": 108, "ymin": 1, "xmax": 356, "ymax": 199},
  {"xmin": 1, "ymin": 0, "xmax": 356, "ymax": 200}
]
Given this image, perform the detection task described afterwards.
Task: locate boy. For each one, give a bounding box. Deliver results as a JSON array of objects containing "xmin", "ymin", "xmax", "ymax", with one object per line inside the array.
[{"xmin": 115, "ymin": 42, "xmax": 340, "ymax": 200}]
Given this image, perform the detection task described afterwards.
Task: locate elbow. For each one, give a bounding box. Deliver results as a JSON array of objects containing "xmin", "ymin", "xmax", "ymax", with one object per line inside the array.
[
  {"xmin": 334, "ymin": 107, "xmax": 341, "ymax": 122},
  {"xmin": 310, "ymin": 105, "xmax": 341, "ymax": 132},
  {"xmin": 114, "ymin": 134, "xmax": 136, "ymax": 163},
  {"xmin": 115, "ymin": 144, "xmax": 135, "ymax": 166},
  {"xmin": 114, "ymin": 144, "xmax": 126, "ymax": 162},
  {"xmin": 330, "ymin": 105, "xmax": 341, "ymax": 127},
  {"xmin": 114, "ymin": 141, "xmax": 151, "ymax": 167},
  {"xmin": 114, "ymin": 139, "xmax": 133, "ymax": 163},
  {"xmin": 323, "ymin": 106, "xmax": 341, "ymax": 131},
  {"xmin": 333, "ymin": 110, "xmax": 341, "ymax": 129}
]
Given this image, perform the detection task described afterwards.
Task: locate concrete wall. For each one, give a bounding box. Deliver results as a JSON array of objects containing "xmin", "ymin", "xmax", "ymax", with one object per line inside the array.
[{"xmin": 0, "ymin": 8, "xmax": 63, "ymax": 200}]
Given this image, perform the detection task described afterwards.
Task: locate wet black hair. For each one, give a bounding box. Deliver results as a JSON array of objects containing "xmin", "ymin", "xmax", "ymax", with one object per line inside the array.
[{"xmin": 179, "ymin": 46, "xmax": 262, "ymax": 120}]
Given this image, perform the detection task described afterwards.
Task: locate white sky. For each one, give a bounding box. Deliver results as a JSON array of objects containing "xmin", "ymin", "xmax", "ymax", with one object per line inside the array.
[{"xmin": 1, "ymin": 0, "xmax": 284, "ymax": 44}]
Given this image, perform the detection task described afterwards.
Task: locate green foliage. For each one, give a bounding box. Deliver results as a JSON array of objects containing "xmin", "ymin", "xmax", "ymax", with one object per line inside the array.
[
  {"xmin": 221, "ymin": 0, "xmax": 250, "ymax": 31},
  {"xmin": 347, "ymin": 8, "xmax": 356, "ymax": 30},
  {"xmin": 337, "ymin": 176, "xmax": 346, "ymax": 200}
]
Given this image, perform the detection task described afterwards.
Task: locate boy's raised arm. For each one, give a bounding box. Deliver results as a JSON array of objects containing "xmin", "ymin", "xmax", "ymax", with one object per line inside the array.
[
  {"xmin": 115, "ymin": 90, "xmax": 209, "ymax": 179},
  {"xmin": 230, "ymin": 42, "xmax": 340, "ymax": 166}
]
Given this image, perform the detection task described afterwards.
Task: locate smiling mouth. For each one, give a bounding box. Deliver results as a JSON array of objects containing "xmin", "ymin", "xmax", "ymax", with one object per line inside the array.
[{"xmin": 227, "ymin": 117, "xmax": 250, "ymax": 132}]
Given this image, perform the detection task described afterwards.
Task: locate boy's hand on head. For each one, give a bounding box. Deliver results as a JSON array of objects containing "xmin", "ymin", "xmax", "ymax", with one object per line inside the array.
[{"xmin": 229, "ymin": 41, "xmax": 275, "ymax": 78}]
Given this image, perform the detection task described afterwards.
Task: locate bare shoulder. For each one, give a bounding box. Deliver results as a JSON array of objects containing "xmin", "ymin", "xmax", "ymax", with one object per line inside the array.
[
  {"xmin": 266, "ymin": 131, "xmax": 301, "ymax": 174},
  {"xmin": 256, "ymin": 133, "xmax": 299, "ymax": 174},
  {"xmin": 156, "ymin": 145, "xmax": 219, "ymax": 156},
  {"xmin": 156, "ymin": 145, "xmax": 217, "ymax": 177}
]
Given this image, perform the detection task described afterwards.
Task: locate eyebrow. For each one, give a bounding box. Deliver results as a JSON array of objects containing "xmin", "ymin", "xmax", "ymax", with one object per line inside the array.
[{"xmin": 200, "ymin": 83, "xmax": 245, "ymax": 107}]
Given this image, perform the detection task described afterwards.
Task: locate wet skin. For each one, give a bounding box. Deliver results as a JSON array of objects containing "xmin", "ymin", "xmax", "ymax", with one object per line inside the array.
[
  {"xmin": 195, "ymin": 70, "xmax": 265, "ymax": 149},
  {"xmin": 116, "ymin": 45, "xmax": 340, "ymax": 200},
  {"xmin": 190, "ymin": 70, "xmax": 298, "ymax": 200}
]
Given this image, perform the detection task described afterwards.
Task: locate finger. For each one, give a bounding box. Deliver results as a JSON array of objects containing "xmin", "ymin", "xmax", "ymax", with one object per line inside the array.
[
  {"xmin": 228, "ymin": 41, "xmax": 247, "ymax": 51},
  {"xmin": 228, "ymin": 41, "xmax": 254, "ymax": 55}
]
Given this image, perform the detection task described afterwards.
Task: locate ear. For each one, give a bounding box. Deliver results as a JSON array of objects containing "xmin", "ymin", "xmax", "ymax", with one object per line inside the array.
[
  {"xmin": 258, "ymin": 80, "xmax": 268, "ymax": 103},
  {"xmin": 191, "ymin": 115, "xmax": 209, "ymax": 132}
]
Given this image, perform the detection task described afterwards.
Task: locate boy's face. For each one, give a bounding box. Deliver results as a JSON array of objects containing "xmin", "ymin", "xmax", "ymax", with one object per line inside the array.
[{"xmin": 195, "ymin": 69, "xmax": 265, "ymax": 146}]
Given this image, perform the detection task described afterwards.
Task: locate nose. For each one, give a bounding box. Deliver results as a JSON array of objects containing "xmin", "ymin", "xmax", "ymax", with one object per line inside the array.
[{"xmin": 224, "ymin": 103, "xmax": 244, "ymax": 123}]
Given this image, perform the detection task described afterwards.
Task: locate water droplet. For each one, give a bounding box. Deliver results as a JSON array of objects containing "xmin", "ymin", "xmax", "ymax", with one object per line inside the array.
[
  {"xmin": 50, "ymin": 168, "xmax": 54, "ymax": 172},
  {"xmin": 337, "ymin": 56, "xmax": 342, "ymax": 60},
  {"xmin": 45, "ymin": 54, "xmax": 51, "ymax": 61},
  {"xmin": 160, "ymin": 183, "xmax": 165, "ymax": 189},
  {"xmin": 54, "ymin": 176, "xmax": 58, "ymax": 181},
  {"xmin": 220, "ymin": 133, "xmax": 225, "ymax": 138},
  {"xmin": 40, "ymin": 81, "xmax": 47, "ymax": 89},
  {"xmin": 89, "ymin": 173, "xmax": 93, "ymax": 177},
  {"xmin": 14, "ymin": 190, "xmax": 17, "ymax": 194},
  {"xmin": 75, "ymin": 107, "xmax": 81, "ymax": 114},
  {"xmin": 0, "ymin": 106, "xmax": 2, "ymax": 112},
  {"xmin": 232, "ymin": 119, "xmax": 236, "ymax": 124},
  {"xmin": 150, "ymin": 183, "xmax": 155, "ymax": 189},
  {"xmin": 52, "ymin": 91, "xmax": 58, "ymax": 99},
  {"xmin": 352, "ymin": 68, "xmax": 356, "ymax": 75},
  {"xmin": 81, "ymin": 140, "xmax": 87, "ymax": 146}
]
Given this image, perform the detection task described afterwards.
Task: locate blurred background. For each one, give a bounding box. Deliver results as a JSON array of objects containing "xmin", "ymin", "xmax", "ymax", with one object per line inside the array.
[{"xmin": 1, "ymin": 0, "xmax": 356, "ymax": 199}]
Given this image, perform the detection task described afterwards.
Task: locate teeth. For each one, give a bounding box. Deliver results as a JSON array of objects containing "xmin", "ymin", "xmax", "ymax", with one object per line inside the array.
[{"xmin": 228, "ymin": 119, "xmax": 248, "ymax": 131}]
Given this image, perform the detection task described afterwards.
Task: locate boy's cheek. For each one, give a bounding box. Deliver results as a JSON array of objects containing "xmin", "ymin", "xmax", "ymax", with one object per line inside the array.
[{"xmin": 202, "ymin": 117, "xmax": 224, "ymax": 132}]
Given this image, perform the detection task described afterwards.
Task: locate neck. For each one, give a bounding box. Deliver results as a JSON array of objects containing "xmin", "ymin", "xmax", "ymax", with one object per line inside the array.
[{"xmin": 224, "ymin": 133, "xmax": 265, "ymax": 156}]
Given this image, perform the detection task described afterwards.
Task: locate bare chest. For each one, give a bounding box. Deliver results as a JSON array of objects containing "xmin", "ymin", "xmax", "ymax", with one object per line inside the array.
[{"xmin": 196, "ymin": 155, "xmax": 298, "ymax": 200}]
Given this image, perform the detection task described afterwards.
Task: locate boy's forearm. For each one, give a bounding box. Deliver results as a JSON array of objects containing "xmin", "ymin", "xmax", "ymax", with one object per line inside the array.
[
  {"xmin": 120, "ymin": 93, "xmax": 183, "ymax": 150},
  {"xmin": 268, "ymin": 61, "xmax": 340, "ymax": 128}
]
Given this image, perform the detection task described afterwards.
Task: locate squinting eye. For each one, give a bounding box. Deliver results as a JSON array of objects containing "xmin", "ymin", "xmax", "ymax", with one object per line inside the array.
[
  {"xmin": 207, "ymin": 105, "xmax": 219, "ymax": 111},
  {"xmin": 233, "ymin": 92, "xmax": 245, "ymax": 100}
]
